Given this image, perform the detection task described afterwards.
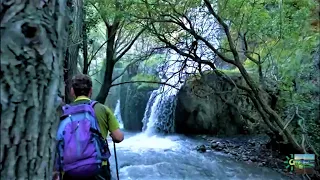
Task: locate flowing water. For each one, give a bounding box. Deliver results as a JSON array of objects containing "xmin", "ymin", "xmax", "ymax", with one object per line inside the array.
[
  {"xmin": 114, "ymin": 100, "xmax": 124, "ymax": 129},
  {"xmin": 107, "ymin": 131, "xmax": 291, "ymax": 180},
  {"xmin": 108, "ymin": 10, "xmax": 292, "ymax": 179}
]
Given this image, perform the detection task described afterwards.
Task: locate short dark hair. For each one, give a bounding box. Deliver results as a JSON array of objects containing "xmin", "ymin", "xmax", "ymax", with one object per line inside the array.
[{"xmin": 71, "ymin": 74, "xmax": 92, "ymax": 97}]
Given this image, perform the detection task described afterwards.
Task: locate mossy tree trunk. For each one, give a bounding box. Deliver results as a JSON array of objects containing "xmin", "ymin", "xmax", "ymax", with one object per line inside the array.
[
  {"xmin": 0, "ymin": 0, "xmax": 68, "ymax": 179},
  {"xmin": 64, "ymin": 0, "xmax": 83, "ymax": 103}
]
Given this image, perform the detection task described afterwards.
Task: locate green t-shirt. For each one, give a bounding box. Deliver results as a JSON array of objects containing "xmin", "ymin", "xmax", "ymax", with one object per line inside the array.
[{"xmin": 71, "ymin": 96, "xmax": 120, "ymax": 138}]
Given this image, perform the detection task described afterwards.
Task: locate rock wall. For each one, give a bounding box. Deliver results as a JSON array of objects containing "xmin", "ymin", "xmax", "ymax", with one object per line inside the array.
[
  {"xmin": 120, "ymin": 71, "xmax": 157, "ymax": 131},
  {"xmin": 175, "ymin": 72, "xmax": 262, "ymax": 136}
]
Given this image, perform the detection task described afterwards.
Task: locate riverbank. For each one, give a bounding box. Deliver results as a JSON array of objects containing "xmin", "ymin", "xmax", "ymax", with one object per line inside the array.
[{"xmin": 195, "ymin": 134, "xmax": 317, "ymax": 180}]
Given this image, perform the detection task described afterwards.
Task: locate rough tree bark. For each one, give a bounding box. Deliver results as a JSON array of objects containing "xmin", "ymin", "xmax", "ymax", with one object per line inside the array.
[
  {"xmin": 65, "ymin": 0, "xmax": 83, "ymax": 103},
  {"xmin": 82, "ymin": 16, "xmax": 89, "ymax": 74},
  {"xmin": 0, "ymin": 0, "xmax": 68, "ymax": 179}
]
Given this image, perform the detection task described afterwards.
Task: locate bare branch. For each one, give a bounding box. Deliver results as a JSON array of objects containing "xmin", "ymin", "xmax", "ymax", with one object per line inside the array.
[
  {"xmin": 112, "ymin": 47, "xmax": 162, "ymax": 82},
  {"xmin": 90, "ymin": 40, "xmax": 108, "ymax": 62},
  {"xmin": 112, "ymin": 59, "xmax": 141, "ymax": 82},
  {"xmin": 203, "ymin": 0, "xmax": 240, "ymax": 63},
  {"xmin": 110, "ymin": 80, "xmax": 178, "ymax": 89},
  {"xmin": 114, "ymin": 27, "xmax": 147, "ymax": 62}
]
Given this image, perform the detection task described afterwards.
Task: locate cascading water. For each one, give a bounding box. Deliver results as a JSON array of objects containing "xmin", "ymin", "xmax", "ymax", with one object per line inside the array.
[
  {"xmin": 114, "ymin": 99, "xmax": 124, "ymax": 129},
  {"xmin": 141, "ymin": 54, "xmax": 192, "ymax": 135},
  {"xmin": 141, "ymin": 90, "xmax": 158, "ymax": 131}
]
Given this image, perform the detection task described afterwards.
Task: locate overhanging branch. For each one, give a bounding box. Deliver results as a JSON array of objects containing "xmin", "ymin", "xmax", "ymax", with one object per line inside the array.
[
  {"xmin": 114, "ymin": 27, "xmax": 147, "ymax": 62},
  {"xmin": 110, "ymin": 80, "xmax": 178, "ymax": 89}
]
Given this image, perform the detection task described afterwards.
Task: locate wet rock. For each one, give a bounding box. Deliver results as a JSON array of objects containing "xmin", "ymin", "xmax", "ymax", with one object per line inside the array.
[
  {"xmin": 210, "ymin": 139, "xmax": 218, "ymax": 143},
  {"xmin": 249, "ymin": 141, "xmax": 256, "ymax": 146},
  {"xmin": 223, "ymin": 149, "xmax": 229, "ymax": 153},
  {"xmin": 217, "ymin": 142, "xmax": 224, "ymax": 148},
  {"xmin": 258, "ymin": 162, "xmax": 264, "ymax": 166},
  {"xmin": 211, "ymin": 142, "xmax": 218, "ymax": 149},
  {"xmin": 230, "ymin": 151, "xmax": 238, "ymax": 156},
  {"xmin": 242, "ymin": 156, "xmax": 249, "ymax": 161},
  {"xmin": 250, "ymin": 156, "xmax": 257, "ymax": 162},
  {"xmin": 233, "ymin": 144, "xmax": 240, "ymax": 148},
  {"xmin": 196, "ymin": 145, "xmax": 206, "ymax": 153}
]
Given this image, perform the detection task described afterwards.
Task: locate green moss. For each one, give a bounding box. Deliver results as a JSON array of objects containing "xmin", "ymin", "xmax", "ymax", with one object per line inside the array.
[
  {"xmin": 131, "ymin": 73, "xmax": 161, "ymax": 90},
  {"xmin": 220, "ymin": 68, "xmax": 241, "ymax": 75}
]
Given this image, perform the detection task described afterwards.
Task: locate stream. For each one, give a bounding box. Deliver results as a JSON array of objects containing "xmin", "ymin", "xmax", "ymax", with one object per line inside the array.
[{"xmin": 107, "ymin": 130, "xmax": 290, "ymax": 180}]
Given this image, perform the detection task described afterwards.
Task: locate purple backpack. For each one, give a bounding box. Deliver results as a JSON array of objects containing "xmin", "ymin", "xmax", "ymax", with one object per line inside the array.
[{"xmin": 55, "ymin": 100, "xmax": 111, "ymax": 177}]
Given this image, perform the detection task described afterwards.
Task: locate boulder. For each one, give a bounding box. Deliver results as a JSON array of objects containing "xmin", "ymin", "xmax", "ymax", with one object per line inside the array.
[
  {"xmin": 174, "ymin": 72, "xmax": 262, "ymax": 136},
  {"xmin": 196, "ymin": 145, "xmax": 207, "ymax": 153}
]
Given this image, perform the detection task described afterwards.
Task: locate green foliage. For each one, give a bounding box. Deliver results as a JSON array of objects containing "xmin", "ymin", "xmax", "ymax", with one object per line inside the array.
[
  {"xmin": 130, "ymin": 73, "xmax": 161, "ymax": 90},
  {"xmin": 84, "ymin": 1, "xmax": 100, "ymax": 32},
  {"xmin": 217, "ymin": 0, "xmax": 319, "ymax": 152}
]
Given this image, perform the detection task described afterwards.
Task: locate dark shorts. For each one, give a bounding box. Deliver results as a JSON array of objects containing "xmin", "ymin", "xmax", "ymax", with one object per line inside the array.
[{"xmin": 62, "ymin": 165, "xmax": 111, "ymax": 180}]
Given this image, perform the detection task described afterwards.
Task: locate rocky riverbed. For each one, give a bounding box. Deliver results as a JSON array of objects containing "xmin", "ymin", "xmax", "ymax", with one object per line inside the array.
[{"xmin": 194, "ymin": 135, "xmax": 319, "ymax": 180}]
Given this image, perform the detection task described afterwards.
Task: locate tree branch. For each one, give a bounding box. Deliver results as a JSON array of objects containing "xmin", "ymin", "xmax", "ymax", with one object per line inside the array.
[
  {"xmin": 114, "ymin": 27, "xmax": 146, "ymax": 62},
  {"xmin": 203, "ymin": 0, "xmax": 240, "ymax": 63},
  {"xmin": 89, "ymin": 1, "xmax": 110, "ymax": 28},
  {"xmin": 112, "ymin": 47, "xmax": 162, "ymax": 82},
  {"xmin": 110, "ymin": 80, "xmax": 178, "ymax": 89},
  {"xmin": 112, "ymin": 59, "xmax": 141, "ymax": 82},
  {"xmin": 89, "ymin": 40, "xmax": 108, "ymax": 62}
]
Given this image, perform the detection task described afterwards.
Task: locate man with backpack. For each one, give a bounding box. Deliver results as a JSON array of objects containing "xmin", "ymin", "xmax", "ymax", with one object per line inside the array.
[{"xmin": 54, "ymin": 74, "xmax": 124, "ymax": 180}]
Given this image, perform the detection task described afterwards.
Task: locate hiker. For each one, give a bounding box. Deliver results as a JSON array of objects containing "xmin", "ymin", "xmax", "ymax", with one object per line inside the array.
[{"xmin": 53, "ymin": 74, "xmax": 124, "ymax": 180}]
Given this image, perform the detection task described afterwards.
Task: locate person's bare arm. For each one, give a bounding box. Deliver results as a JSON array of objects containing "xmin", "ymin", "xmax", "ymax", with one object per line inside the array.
[
  {"xmin": 110, "ymin": 129, "xmax": 124, "ymax": 143},
  {"xmin": 105, "ymin": 107, "xmax": 124, "ymax": 143}
]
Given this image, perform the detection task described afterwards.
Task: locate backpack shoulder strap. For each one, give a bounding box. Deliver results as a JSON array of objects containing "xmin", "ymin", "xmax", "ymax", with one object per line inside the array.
[{"xmin": 89, "ymin": 100, "xmax": 98, "ymax": 108}]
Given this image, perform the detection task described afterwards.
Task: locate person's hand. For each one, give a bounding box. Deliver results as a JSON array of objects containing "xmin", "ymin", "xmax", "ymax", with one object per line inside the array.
[{"xmin": 52, "ymin": 171, "xmax": 60, "ymax": 180}]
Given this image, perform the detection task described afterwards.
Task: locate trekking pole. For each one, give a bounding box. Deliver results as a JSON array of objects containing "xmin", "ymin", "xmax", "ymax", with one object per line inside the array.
[{"xmin": 113, "ymin": 141, "xmax": 120, "ymax": 180}]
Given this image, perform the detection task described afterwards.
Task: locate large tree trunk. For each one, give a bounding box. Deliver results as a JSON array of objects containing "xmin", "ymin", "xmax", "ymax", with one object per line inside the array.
[
  {"xmin": 0, "ymin": 0, "xmax": 68, "ymax": 179},
  {"xmin": 95, "ymin": 26, "xmax": 118, "ymax": 103},
  {"xmin": 65, "ymin": 0, "xmax": 83, "ymax": 103}
]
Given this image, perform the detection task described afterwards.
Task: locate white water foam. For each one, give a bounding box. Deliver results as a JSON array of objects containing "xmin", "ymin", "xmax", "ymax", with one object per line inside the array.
[
  {"xmin": 115, "ymin": 133, "xmax": 181, "ymax": 152},
  {"xmin": 114, "ymin": 99, "xmax": 124, "ymax": 129}
]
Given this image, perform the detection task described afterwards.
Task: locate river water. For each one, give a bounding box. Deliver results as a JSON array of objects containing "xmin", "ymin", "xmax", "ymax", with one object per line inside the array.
[{"xmin": 106, "ymin": 131, "xmax": 290, "ymax": 180}]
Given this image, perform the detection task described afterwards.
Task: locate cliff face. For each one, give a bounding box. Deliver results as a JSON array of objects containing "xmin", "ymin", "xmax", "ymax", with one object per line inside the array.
[
  {"xmin": 174, "ymin": 72, "xmax": 263, "ymax": 136},
  {"xmin": 120, "ymin": 71, "xmax": 158, "ymax": 131}
]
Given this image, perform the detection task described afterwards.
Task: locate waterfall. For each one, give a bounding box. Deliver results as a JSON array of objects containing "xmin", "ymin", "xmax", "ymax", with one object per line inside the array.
[
  {"xmin": 141, "ymin": 6, "xmax": 220, "ymax": 135},
  {"xmin": 141, "ymin": 90, "xmax": 158, "ymax": 131},
  {"xmin": 141, "ymin": 55, "xmax": 185, "ymax": 135},
  {"xmin": 114, "ymin": 99, "xmax": 124, "ymax": 129}
]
